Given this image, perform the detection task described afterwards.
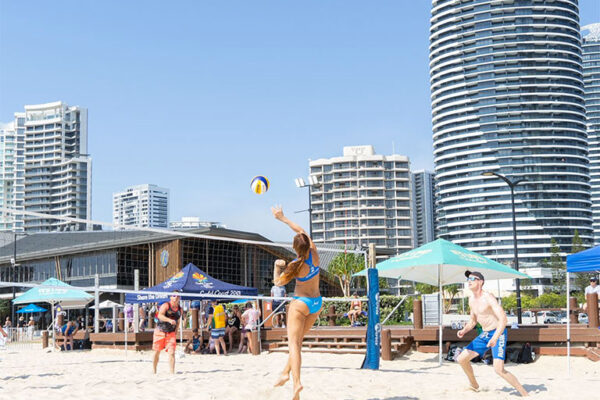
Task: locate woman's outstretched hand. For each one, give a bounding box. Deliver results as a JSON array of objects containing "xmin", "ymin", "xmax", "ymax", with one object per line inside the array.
[{"xmin": 271, "ymin": 206, "xmax": 284, "ymax": 220}]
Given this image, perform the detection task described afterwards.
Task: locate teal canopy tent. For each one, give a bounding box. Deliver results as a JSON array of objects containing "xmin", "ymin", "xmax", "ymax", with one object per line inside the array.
[
  {"xmin": 13, "ymin": 278, "xmax": 93, "ymax": 349},
  {"xmin": 354, "ymin": 239, "xmax": 530, "ymax": 365}
]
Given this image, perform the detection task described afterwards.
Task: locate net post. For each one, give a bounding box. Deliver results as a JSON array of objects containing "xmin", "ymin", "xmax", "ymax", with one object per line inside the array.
[
  {"xmin": 362, "ymin": 244, "xmax": 380, "ymax": 370},
  {"xmin": 133, "ymin": 270, "xmax": 139, "ymax": 333}
]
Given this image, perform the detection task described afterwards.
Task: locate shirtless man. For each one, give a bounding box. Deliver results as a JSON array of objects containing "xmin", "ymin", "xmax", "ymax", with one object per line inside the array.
[{"xmin": 456, "ymin": 271, "xmax": 529, "ymax": 397}]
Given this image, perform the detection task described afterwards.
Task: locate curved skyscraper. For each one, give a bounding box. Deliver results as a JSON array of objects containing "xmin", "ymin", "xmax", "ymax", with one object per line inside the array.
[
  {"xmin": 583, "ymin": 23, "xmax": 600, "ymax": 244},
  {"xmin": 430, "ymin": 0, "xmax": 593, "ymax": 273}
]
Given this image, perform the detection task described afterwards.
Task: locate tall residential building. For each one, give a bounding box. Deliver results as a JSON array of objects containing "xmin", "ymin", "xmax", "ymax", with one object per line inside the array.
[
  {"xmin": 308, "ymin": 145, "xmax": 413, "ymax": 254},
  {"xmin": 113, "ymin": 184, "xmax": 169, "ymax": 228},
  {"xmin": 169, "ymin": 217, "xmax": 226, "ymax": 229},
  {"xmin": 411, "ymin": 170, "xmax": 436, "ymax": 247},
  {"xmin": 583, "ymin": 23, "xmax": 600, "ymax": 244},
  {"xmin": 0, "ymin": 102, "xmax": 92, "ymax": 232},
  {"xmin": 430, "ymin": 1, "xmax": 592, "ymax": 286},
  {"xmin": 0, "ymin": 122, "xmax": 25, "ymax": 232}
]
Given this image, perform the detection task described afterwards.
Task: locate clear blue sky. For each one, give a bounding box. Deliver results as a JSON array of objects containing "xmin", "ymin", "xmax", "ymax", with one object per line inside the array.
[{"xmin": 1, "ymin": 1, "xmax": 598, "ymax": 240}]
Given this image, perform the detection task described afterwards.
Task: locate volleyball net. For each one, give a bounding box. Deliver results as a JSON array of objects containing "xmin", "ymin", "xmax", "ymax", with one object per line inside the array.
[{"xmin": 0, "ymin": 207, "xmax": 386, "ymax": 367}]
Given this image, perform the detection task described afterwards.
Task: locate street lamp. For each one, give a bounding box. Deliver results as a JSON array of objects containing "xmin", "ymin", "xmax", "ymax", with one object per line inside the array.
[
  {"xmin": 294, "ymin": 175, "xmax": 320, "ymax": 237},
  {"xmin": 10, "ymin": 232, "xmax": 27, "ymax": 325},
  {"xmin": 481, "ymin": 171, "xmax": 526, "ymax": 324}
]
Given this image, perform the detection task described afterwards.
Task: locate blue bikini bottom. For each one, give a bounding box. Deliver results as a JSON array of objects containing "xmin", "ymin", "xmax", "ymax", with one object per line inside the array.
[{"xmin": 293, "ymin": 296, "xmax": 323, "ymax": 314}]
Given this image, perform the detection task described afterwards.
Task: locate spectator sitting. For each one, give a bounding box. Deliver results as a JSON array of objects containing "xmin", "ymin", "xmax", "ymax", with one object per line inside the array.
[
  {"xmin": 347, "ymin": 293, "xmax": 363, "ymax": 326},
  {"xmin": 583, "ymin": 276, "xmax": 600, "ymax": 313},
  {"xmin": 105, "ymin": 319, "xmax": 113, "ymax": 333},
  {"xmin": 184, "ymin": 328, "xmax": 203, "ymax": 354},
  {"xmin": 225, "ymin": 305, "xmax": 241, "ymax": 352}
]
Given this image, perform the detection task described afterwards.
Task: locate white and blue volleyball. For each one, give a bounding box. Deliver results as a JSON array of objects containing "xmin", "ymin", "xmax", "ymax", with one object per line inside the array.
[{"xmin": 251, "ymin": 176, "xmax": 270, "ymax": 194}]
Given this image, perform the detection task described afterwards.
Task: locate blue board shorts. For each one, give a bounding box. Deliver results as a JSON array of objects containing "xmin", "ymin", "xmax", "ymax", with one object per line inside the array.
[
  {"xmin": 465, "ymin": 328, "xmax": 507, "ymax": 361},
  {"xmin": 211, "ymin": 328, "xmax": 225, "ymax": 339}
]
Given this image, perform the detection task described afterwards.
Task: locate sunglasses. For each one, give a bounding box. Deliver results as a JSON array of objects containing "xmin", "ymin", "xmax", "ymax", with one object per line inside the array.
[{"xmin": 466, "ymin": 276, "xmax": 481, "ymax": 282}]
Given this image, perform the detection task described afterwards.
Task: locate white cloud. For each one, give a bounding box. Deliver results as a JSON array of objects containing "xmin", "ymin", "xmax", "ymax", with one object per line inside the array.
[{"xmin": 0, "ymin": 121, "xmax": 15, "ymax": 131}]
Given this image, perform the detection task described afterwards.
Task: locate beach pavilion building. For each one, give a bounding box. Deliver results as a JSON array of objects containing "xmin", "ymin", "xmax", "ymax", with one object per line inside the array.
[{"xmin": 0, "ymin": 227, "xmax": 343, "ymax": 301}]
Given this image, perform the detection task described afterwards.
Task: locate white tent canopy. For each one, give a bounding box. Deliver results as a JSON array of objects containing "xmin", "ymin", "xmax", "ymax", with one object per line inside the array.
[{"xmin": 90, "ymin": 300, "xmax": 123, "ymax": 309}]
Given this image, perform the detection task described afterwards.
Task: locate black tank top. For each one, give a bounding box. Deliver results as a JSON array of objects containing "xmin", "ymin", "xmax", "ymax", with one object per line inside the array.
[{"xmin": 157, "ymin": 303, "xmax": 181, "ymax": 333}]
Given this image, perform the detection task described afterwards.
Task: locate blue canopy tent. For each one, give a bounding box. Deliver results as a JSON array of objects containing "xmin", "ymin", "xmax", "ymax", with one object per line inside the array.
[
  {"xmin": 566, "ymin": 247, "xmax": 600, "ymax": 374},
  {"xmin": 125, "ymin": 263, "xmax": 258, "ymax": 304},
  {"xmin": 16, "ymin": 304, "xmax": 47, "ymax": 313}
]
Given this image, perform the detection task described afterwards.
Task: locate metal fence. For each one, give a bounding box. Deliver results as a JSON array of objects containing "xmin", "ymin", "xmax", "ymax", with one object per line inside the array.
[{"xmin": 1, "ymin": 327, "xmax": 43, "ymax": 350}]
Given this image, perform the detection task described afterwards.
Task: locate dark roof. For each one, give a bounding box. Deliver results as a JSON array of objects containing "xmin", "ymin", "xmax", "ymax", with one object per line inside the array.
[{"xmin": 0, "ymin": 227, "xmax": 277, "ymax": 264}]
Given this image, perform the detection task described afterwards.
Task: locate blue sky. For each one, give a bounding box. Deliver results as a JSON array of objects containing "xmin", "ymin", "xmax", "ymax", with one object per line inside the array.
[{"xmin": 1, "ymin": 1, "xmax": 599, "ymax": 241}]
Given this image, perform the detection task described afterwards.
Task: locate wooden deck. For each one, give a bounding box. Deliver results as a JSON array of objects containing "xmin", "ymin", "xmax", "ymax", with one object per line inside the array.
[
  {"xmin": 85, "ymin": 324, "xmax": 600, "ymax": 360},
  {"xmin": 266, "ymin": 324, "xmax": 600, "ymax": 360}
]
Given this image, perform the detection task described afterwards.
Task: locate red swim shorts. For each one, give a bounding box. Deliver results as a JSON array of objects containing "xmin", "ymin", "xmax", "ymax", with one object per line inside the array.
[{"xmin": 153, "ymin": 330, "xmax": 176, "ymax": 353}]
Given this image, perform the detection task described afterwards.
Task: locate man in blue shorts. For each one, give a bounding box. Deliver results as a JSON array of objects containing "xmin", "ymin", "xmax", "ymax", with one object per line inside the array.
[{"xmin": 456, "ymin": 271, "xmax": 529, "ymax": 397}]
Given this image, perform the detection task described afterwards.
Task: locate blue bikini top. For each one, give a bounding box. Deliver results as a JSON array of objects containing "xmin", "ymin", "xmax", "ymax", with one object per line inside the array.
[{"xmin": 295, "ymin": 251, "xmax": 320, "ymax": 282}]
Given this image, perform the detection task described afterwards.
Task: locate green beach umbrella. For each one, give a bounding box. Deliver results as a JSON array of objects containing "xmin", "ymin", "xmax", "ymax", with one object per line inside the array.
[{"xmin": 354, "ymin": 238, "xmax": 529, "ymax": 284}]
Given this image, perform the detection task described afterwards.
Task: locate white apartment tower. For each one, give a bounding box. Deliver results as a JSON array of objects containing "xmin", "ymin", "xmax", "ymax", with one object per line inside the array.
[
  {"xmin": 410, "ymin": 171, "xmax": 436, "ymax": 248},
  {"xmin": 113, "ymin": 184, "xmax": 169, "ymax": 228},
  {"xmin": 0, "ymin": 122, "xmax": 25, "ymax": 232},
  {"xmin": 169, "ymin": 217, "xmax": 225, "ymax": 229},
  {"xmin": 309, "ymin": 145, "xmax": 413, "ymax": 254},
  {"xmin": 583, "ymin": 23, "xmax": 600, "ymax": 244},
  {"xmin": 1, "ymin": 102, "xmax": 92, "ymax": 232}
]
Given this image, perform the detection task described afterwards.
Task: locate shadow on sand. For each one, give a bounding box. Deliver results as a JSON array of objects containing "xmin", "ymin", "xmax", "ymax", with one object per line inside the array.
[
  {"xmin": 1, "ymin": 373, "xmax": 62, "ymax": 381},
  {"xmin": 367, "ymin": 397, "xmax": 419, "ymax": 400},
  {"xmin": 500, "ymin": 383, "xmax": 547, "ymax": 396}
]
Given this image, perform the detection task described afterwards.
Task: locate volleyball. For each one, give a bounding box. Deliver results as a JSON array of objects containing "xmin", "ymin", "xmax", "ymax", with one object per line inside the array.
[{"xmin": 251, "ymin": 176, "xmax": 270, "ymax": 194}]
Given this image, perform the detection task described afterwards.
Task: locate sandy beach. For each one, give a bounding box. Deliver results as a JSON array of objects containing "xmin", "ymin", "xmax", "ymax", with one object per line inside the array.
[{"xmin": 0, "ymin": 348, "xmax": 596, "ymax": 400}]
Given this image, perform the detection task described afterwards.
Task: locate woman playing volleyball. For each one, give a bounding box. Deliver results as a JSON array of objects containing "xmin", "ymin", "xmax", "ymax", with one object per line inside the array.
[{"xmin": 271, "ymin": 206, "xmax": 322, "ymax": 400}]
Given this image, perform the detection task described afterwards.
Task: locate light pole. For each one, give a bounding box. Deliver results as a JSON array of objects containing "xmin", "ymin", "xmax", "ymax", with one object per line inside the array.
[
  {"xmin": 294, "ymin": 175, "xmax": 320, "ymax": 238},
  {"xmin": 10, "ymin": 232, "xmax": 26, "ymax": 325},
  {"xmin": 481, "ymin": 171, "xmax": 526, "ymax": 324}
]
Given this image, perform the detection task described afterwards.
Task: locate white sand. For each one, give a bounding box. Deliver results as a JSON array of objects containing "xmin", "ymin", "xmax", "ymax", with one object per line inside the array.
[{"xmin": 0, "ymin": 347, "xmax": 596, "ymax": 400}]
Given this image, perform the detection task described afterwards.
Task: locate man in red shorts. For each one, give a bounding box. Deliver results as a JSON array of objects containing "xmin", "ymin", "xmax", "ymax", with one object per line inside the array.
[{"xmin": 152, "ymin": 293, "xmax": 181, "ymax": 374}]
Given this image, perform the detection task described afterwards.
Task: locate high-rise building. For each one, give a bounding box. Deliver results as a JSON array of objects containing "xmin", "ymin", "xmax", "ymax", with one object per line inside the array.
[
  {"xmin": 1, "ymin": 102, "xmax": 92, "ymax": 232},
  {"xmin": 411, "ymin": 170, "xmax": 436, "ymax": 247},
  {"xmin": 430, "ymin": 1, "xmax": 592, "ymax": 287},
  {"xmin": 0, "ymin": 122, "xmax": 25, "ymax": 232},
  {"xmin": 308, "ymin": 145, "xmax": 413, "ymax": 254},
  {"xmin": 113, "ymin": 184, "xmax": 169, "ymax": 228},
  {"xmin": 583, "ymin": 23, "xmax": 600, "ymax": 244},
  {"xmin": 169, "ymin": 217, "xmax": 226, "ymax": 229}
]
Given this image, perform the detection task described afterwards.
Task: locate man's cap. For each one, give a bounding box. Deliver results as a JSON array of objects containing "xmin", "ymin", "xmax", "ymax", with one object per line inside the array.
[
  {"xmin": 465, "ymin": 270, "xmax": 484, "ymax": 281},
  {"xmin": 591, "ymin": 277, "xmax": 598, "ymax": 282}
]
